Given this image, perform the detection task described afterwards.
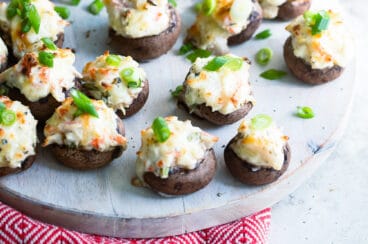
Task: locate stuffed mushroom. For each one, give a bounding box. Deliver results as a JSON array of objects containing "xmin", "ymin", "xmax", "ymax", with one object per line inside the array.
[
  {"xmin": 43, "ymin": 92, "xmax": 127, "ymax": 170},
  {"xmin": 185, "ymin": 0, "xmax": 262, "ymax": 54},
  {"xmin": 0, "ymin": 48, "xmax": 81, "ymax": 122},
  {"xmin": 136, "ymin": 116, "xmax": 218, "ymax": 196},
  {"xmin": 82, "ymin": 52, "xmax": 149, "ymax": 118},
  {"xmin": 259, "ymin": 0, "xmax": 311, "ymax": 20},
  {"xmin": 224, "ymin": 115, "xmax": 290, "ymax": 185},
  {"xmin": 284, "ymin": 10, "xmax": 353, "ymax": 84},
  {"xmin": 0, "ymin": 96, "xmax": 37, "ymax": 177},
  {"xmin": 177, "ymin": 54, "xmax": 255, "ymax": 125},
  {"xmin": 104, "ymin": 0, "xmax": 181, "ymax": 61},
  {"xmin": 0, "ymin": 0, "xmax": 68, "ymax": 60}
]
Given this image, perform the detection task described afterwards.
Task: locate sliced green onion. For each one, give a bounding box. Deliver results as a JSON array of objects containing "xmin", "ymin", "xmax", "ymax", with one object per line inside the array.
[
  {"xmin": 179, "ymin": 43, "xmax": 193, "ymax": 55},
  {"xmin": 168, "ymin": 0, "xmax": 177, "ymax": 7},
  {"xmin": 255, "ymin": 29, "xmax": 271, "ymax": 40},
  {"xmin": 224, "ymin": 57, "xmax": 243, "ymax": 71},
  {"xmin": 194, "ymin": 2, "xmax": 202, "ymax": 13},
  {"xmin": 0, "ymin": 110, "xmax": 16, "ymax": 126},
  {"xmin": 256, "ymin": 48, "xmax": 273, "ymax": 65},
  {"xmin": 260, "ymin": 69, "xmax": 287, "ymax": 80},
  {"xmin": 70, "ymin": 89, "xmax": 99, "ymax": 118},
  {"xmin": 202, "ymin": 0, "xmax": 216, "ymax": 16},
  {"xmin": 120, "ymin": 68, "xmax": 141, "ymax": 88},
  {"xmin": 204, "ymin": 56, "xmax": 228, "ymax": 71},
  {"xmin": 170, "ymin": 85, "xmax": 183, "ymax": 98},
  {"xmin": 6, "ymin": 1, "xmax": 18, "ymax": 19},
  {"xmin": 38, "ymin": 51, "xmax": 54, "ymax": 67},
  {"xmin": 160, "ymin": 167, "xmax": 170, "ymax": 178},
  {"xmin": 88, "ymin": 0, "xmax": 104, "ymax": 15},
  {"xmin": 70, "ymin": 0, "xmax": 81, "ymax": 6},
  {"xmin": 0, "ymin": 102, "xmax": 5, "ymax": 111},
  {"xmin": 152, "ymin": 117, "xmax": 171, "ymax": 143},
  {"xmin": 54, "ymin": 6, "xmax": 70, "ymax": 19},
  {"xmin": 41, "ymin": 37, "xmax": 57, "ymax": 50},
  {"xmin": 296, "ymin": 106, "xmax": 314, "ymax": 119},
  {"xmin": 21, "ymin": 19, "xmax": 31, "ymax": 33},
  {"xmin": 106, "ymin": 55, "xmax": 121, "ymax": 66},
  {"xmin": 251, "ymin": 114, "xmax": 273, "ymax": 131},
  {"xmin": 304, "ymin": 10, "xmax": 330, "ymax": 35},
  {"xmin": 186, "ymin": 49, "xmax": 212, "ymax": 63},
  {"xmin": 28, "ymin": 4, "xmax": 40, "ymax": 33},
  {"xmin": 0, "ymin": 86, "xmax": 8, "ymax": 96}
]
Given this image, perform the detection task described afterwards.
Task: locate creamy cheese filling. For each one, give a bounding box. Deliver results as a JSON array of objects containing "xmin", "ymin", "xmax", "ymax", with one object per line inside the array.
[
  {"xmin": 186, "ymin": 0, "xmax": 254, "ymax": 54},
  {"xmin": 43, "ymin": 98, "xmax": 127, "ymax": 152},
  {"xmin": 230, "ymin": 120, "xmax": 288, "ymax": 170},
  {"xmin": 136, "ymin": 116, "xmax": 218, "ymax": 180},
  {"xmin": 0, "ymin": 96, "xmax": 37, "ymax": 169},
  {"xmin": 184, "ymin": 55, "xmax": 255, "ymax": 115},
  {"xmin": 0, "ymin": 0, "xmax": 68, "ymax": 58},
  {"xmin": 82, "ymin": 52, "xmax": 146, "ymax": 115},
  {"xmin": 286, "ymin": 11, "xmax": 353, "ymax": 69},
  {"xmin": 0, "ymin": 48, "xmax": 81, "ymax": 102},
  {"xmin": 104, "ymin": 0, "xmax": 171, "ymax": 38},
  {"xmin": 259, "ymin": 0, "xmax": 287, "ymax": 19},
  {"xmin": 0, "ymin": 37, "xmax": 8, "ymax": 67}
]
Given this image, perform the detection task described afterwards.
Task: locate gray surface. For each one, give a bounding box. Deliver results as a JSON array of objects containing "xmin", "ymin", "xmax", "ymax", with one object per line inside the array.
[{"xmin": 271, "ymin": 1, "xmax": 368, "ymax": 243}]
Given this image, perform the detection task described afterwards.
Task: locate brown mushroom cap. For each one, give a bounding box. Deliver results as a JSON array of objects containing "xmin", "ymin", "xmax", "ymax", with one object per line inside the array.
[
  {"xmin": 283, "ymin": 36, "xmax": 343, "ymax": 85},
  {"xmin": 277, "ymin": 0, "xmax": 311, "ymax": 21},
  {"xmin": 49, "ymin": 118, "xmax": 126, "ymax": 170},
  {"xmin": 143, "ymin": 149, "xmax": 217, "ymax": 196},
  {"xmin": 0, "ymin": 155, "xmax": 36, "ymax": 177},
  {"xmin": 224, "ymin": 137, "xmax": 291, "ymax": 185},
  {"xmin": 108, "ymin": 6, "xmax": 181, "ymax": 61},
  {"xmin": 228, "ymin": 0, "xmax": 263, "ymax": 45}
]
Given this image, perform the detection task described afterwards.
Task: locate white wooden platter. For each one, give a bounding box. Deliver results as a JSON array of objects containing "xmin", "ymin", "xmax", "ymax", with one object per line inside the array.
[{"xmin": 0, "ymin": 0, "xmax": 356, "ymax": 238}]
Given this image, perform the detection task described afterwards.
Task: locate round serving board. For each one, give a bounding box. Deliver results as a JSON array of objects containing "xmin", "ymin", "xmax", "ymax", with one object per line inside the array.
[{"xmin": 0, "ymin": 0, "xmax": 356, "ymax": 238}]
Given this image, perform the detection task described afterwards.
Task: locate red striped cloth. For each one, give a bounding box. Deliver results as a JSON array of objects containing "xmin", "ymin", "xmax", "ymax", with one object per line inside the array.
[{"xmin": 0, "ymin": 202, "xmax": 271, "ymax": 243}]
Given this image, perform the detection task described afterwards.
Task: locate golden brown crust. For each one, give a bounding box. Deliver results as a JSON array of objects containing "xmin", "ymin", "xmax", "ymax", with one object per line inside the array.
[
  {"xmin": 108, "ymin": 6, "xmax": 181, "ymax": 61},
  {"xmin": 49, "ymin": 118, "xmax": 125, "ymax": 170},
  {"xmin": 277, "ymin": 0, "xmax": 311, "ymax": 20},
  {"xmin": 228, "ymin": 0, "xmax": 263, "ymax": 45},
  {"xmin": 224, "ymin": 137, "xmax": 291, "ymax": 185},
  {"xmin": 283, "ymin": 37, "xmax": 343, "ymax": 85},
  {"xmin": 143, "ymin": 149, "xmax": 217, "ymax": 196},
  {"xmin": 177, "ymin": 84, "xmax": 253, "ymax": 125},
  {"xmin": 0, "ymin": 155, "xmax": 36, "ymax": 177}
]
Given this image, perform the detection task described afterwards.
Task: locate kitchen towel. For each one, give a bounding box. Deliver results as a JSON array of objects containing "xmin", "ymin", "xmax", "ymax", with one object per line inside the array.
[{"xmin": 0, "ymin": 202, "xmax": 271, "ymax": 244}]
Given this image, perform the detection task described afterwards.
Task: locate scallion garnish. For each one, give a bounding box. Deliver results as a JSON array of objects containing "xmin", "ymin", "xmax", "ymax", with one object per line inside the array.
[
  {"xmin": 120, "ymin": 68, "xmax": 141, "ymax": 88},
  {"xmin": 152, "ymin": 117, "xmax": 171, "ymax": 143},
  {"xmin": 251, "ymin": 114, "xmax": 273, "ymax": 131},
  {"xmin": 41, "ymin": 37, "xmax": 57, "ymax": 50},
  {"xmin": 255, "ymin": 29, "xmax": 271, "ymax": 40},
  {"xmin": 70, "ymin": 89, "xmax": 99, "ymax": 118},
  {"xmin": 179, "ymin": 43, "xmax": 193, "ymax": 55},
  {"xmin": 7, "ymin": 0, "xmax": 41, "ymax": 34},
  {"xmin": 260, "ymin": 69, "xmax": 287, "ymax": 80},
  {"xmin": 106, "ymin": 55, "xmax": 121, "ymax": 66},
  {"xmin": 170, "ymin": 85, "xmax": 183, "ymax": 97},
  {"xmin": 296, "ymin": 106, "xmax": 314, "ymax": 119},
  {"xmin": 168, "ymin": 0, "xmax": 177, "ymax": 7},
  {"xmin": 0, "ymin": 103, "xmax": 16, "ymax": 126},
  {"xmin": 0, "ymin": 86, "xmax": 8, "ymax": 96},
  {"xmin": 38, "ymin": 51, "xmax": 54, "ymax": 67},
  {"xmin": 54, "ymin": 6, "xmax": 70, "ymax": 19},
  {"xmin": 88, "ymin": 0, "xmax": 104, "ymax": 15},
  {"xmin": 194, "ymin": 2, "xmax": 202, "ymax": 13},
  {"xmin": 160, "ymin": 167, "xmax": 170, "ymax": 178},
  {"xmin": 186, "ymin": 49, "xmax": 212, "ymax": 63},
  {"xmin": 256, "ymin": 48, "xmax": 273, "ymax": 65},
  {"xmin": 204, "ymin": 56, "xmax": 243, "ymax": 71},
  {"xmin": 303, "ymin": 10, "xmax": 330, "ymax": 35},
  {"xmin": 70, "ymin": 0, "xmax": 81, "ymax": 6},
  {"xmin": 202, "ymin": 0, "xmax": 216, "ymax": 16}
]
